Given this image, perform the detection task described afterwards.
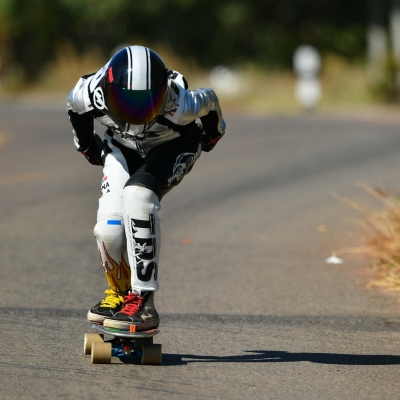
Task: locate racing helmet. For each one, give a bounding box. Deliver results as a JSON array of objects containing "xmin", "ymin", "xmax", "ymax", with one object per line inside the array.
[{"xmin": 105, "ymin": 46, "xmax": 168, "ymax": 125}]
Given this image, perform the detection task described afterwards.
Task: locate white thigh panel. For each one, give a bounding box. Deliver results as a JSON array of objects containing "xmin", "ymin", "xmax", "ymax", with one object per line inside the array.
[{"xmin": 99, "ymin": 136, "xmax": 130, "ymax": 205}]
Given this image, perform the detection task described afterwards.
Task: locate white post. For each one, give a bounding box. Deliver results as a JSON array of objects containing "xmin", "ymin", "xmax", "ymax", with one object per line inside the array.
[
  {"xmin": 293, "ymin": 45, "xmax": 321, "ymax": 111},
  {"xmin": 367, "ymin": 0, "xmax": 388, "ymax": 82},
  {"xmin": 390, "ymin": 0, "xmax": 400, "ymax": 87}
]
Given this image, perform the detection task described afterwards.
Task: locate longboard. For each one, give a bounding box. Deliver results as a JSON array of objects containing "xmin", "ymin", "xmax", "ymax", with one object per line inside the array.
[{"xmin": 84, "ymin": 321, "xmax": 162, "ymax": 365}]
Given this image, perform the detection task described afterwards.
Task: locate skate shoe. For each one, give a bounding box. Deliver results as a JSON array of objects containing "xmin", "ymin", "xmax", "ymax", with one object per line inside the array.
[
  {"xmin": 103, "ymin": 291, "xmax": 159, "ymax": 331},
  {"xmin": 87, "ymin": 289, "xmax": 126, "ymax": 323}
]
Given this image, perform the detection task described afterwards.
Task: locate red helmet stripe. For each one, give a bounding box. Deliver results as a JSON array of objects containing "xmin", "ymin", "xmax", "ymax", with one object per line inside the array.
[{"xmin": 108, "ymin": 67, "xmax": 114, "ymax": 83}]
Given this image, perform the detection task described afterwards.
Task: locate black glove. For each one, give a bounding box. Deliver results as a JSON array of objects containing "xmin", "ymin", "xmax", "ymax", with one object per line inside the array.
[
  {"xmin": 200, "ymin": 111, "xmax": 225, "ymax": 152},
  {"xmin": 80, "ymin": 145, "xmax": 103, "ymax": 166},
  {"xmin": 202, "ymin": 132, "xmax": 224, "ymax": 152},
  {"xmin": 80, "ymin": 133, "xmax": 104, "ymax": 166}
]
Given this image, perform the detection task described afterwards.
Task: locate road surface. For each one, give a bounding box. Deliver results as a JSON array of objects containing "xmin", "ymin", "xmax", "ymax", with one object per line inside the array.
[{"xmin": 0, "ymin": 101, "xmax": 400, "ymax": 399}]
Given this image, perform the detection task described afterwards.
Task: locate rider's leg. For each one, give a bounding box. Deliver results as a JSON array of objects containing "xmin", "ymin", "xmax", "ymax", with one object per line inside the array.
[
  {"xmin": 88, "ymin": 134, "xmax": 140, "ymax": 323},
  {"xmin": 122, "ymin": 185, "xmax": 161, "ymax": 293},
  {"xmin": 104, "ymin": 123, "xmax": 204, "ymax": 329}
]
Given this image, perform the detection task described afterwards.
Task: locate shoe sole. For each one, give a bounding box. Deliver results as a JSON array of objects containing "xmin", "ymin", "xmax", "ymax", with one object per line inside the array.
[
  {"xmin": 103, "ymin": 318, "xmax": 160, "ymax": 331},
  {"xmin": 87, "ymin": 310, "xmax": 110, "ymax": 323}
]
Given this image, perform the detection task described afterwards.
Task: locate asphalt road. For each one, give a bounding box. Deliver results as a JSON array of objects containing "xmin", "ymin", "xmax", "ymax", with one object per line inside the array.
[{"xmin": 1, "ymin": 101, "xmax": 400, "ymax": 399}]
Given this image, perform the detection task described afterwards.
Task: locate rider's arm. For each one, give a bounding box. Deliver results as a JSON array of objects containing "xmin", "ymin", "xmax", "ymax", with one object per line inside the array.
[
  {"xmin": 161, "ymin": 72, "xmax": 225, "ymax": 152},
  {"xmin": 178, "ymin": 88, "xmax": 226, "ymax": 152},
  {"xmin": 66, "ymin": 75, "xmax": 105, "ymax": 165}
]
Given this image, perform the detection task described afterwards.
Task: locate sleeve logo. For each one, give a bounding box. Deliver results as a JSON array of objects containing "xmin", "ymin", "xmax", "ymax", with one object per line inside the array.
[{"xmin": 93, "ymin": 87, "xmax": 108, "ymax": 110}]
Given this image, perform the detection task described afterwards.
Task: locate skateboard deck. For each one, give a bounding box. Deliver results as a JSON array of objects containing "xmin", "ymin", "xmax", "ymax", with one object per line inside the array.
[{"xmin": 84, "ymin": 321, "xmax": 162, "ymax": 365}]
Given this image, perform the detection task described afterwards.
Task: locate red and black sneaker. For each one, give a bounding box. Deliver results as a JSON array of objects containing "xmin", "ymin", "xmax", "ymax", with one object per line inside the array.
[{"xmin": 103, "ymin": 291, "xmax": 159, "ymax": 331}]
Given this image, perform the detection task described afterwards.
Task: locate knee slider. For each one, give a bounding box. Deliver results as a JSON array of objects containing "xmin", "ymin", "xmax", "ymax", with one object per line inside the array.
[{"xmin": 94, "ymin": 215, "xmax": 125, "ymax": 246}]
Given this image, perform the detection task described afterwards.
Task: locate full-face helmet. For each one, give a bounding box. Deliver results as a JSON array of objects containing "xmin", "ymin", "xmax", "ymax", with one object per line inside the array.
[{"xmin": 105, "ymin": 46, "xmax": 168, "ymax": 125}]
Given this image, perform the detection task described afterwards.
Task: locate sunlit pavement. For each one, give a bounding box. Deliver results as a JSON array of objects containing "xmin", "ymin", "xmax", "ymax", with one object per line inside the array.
[{"xmin": 1, "ymin": 102, "xmax": 400, "ymax": 399}]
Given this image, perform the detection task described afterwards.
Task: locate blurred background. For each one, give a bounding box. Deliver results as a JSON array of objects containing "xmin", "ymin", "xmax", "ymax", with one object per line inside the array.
[{"xmin": 0, "ymin": 0, "xmax": 399, "ymax": 113}]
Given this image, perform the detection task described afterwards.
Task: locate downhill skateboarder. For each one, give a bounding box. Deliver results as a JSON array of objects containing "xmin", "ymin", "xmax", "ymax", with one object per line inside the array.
[{"xmin": 67, "ymin": 45, "xmax": 226, "ymax": 331}]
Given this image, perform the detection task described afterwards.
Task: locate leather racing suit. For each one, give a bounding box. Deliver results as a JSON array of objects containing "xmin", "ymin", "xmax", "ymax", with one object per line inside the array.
[{"xmin": 66, "ymin": 62, "xmax": 226, "ymax": 295}]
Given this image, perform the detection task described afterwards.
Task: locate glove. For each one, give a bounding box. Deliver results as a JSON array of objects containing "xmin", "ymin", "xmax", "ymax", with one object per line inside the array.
[
  {"xmin": 80, "ymin": 132, "xmax": 105, "ymax": 166},
  {"xmin": 80, "ymin": 145, "xmax": 103, "ymax": 166},
  {"xmin": 200, "ymin": 111, "xmax": 225, "ymax": 152},
  {"xmin": 202, "ymin": 132, "xmax": 224, "ymax": 152}
]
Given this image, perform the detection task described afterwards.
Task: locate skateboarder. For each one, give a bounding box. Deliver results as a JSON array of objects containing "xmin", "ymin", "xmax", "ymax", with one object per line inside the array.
[{"xmin": 66, "ymin": 45, "xmax": 225, "ymax": 331}]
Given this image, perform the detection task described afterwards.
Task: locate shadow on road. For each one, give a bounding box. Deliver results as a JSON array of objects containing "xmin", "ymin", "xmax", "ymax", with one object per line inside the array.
[{"xmin": 162, "ymin": 350, "xmax": 400, "ymax": 366}]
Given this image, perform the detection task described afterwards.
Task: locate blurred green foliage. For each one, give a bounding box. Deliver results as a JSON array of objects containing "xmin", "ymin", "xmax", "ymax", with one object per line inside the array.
[{"xmin": 0, "ymin": 0, "xmax": 366, "ymax": 81}]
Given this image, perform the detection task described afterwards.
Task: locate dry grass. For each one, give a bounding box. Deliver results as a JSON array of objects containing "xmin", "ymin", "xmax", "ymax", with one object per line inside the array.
[
  {"xmin": 34, "ymin": 43, "xmax": 107, "ymax": 93},
  {"xmin": 320, "ymin": 55, "xmax": 372, "ymax": 107},
  {"xmin": 334, "ymin": 183, "xmax": 400, "ymax": 296}
]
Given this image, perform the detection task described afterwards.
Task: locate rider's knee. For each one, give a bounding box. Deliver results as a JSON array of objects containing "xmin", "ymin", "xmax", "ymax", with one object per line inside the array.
[
  {"xmin": 94, "ymin": 214, "xmax": 125, "ymax": 245},
  {"xmin": 122, "ymin": 183, "xmax": 161, "ymax": 216}
]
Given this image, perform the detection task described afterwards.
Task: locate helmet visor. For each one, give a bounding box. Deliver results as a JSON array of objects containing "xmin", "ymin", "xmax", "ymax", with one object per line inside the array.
[{"xmin": 107, "ymin": 83, "xmax": 167, "ymax": 125}]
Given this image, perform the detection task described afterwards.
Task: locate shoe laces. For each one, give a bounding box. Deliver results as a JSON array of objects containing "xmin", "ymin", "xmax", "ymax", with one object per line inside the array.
[
  {"xmin": 100, "ymin": 289, "xmax": 125, "ymax": 308},
  {"xmin": 120, "ymin": 293, "xmax": 145, "ymax": 316}
]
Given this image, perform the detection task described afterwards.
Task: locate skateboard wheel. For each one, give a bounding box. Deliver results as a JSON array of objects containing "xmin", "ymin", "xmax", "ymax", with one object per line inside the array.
[
  {"xmin": 91, "ymin": 342, "xmax": 112, "ymax": 364},
  {"xmin": 83, "ymin": 333, "xmax": 104, "ymax": 355},
  {"xmin": 135, "ymin": 337, "xmax": 153, "ymax": 351},
  {"xmin": 141, "ymin": 344, "xmax": 162, "ymax": 365}
]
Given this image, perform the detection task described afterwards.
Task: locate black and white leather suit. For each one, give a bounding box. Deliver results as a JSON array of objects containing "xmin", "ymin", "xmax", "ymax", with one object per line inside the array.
[{"xmin": 66, "ymin": 53, "xmax": 226, "ymax": 293}]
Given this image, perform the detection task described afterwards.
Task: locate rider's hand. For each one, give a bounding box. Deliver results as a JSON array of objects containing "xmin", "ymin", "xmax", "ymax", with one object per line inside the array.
[
  {"xmin": 202, "ymin": 133, "xmax": 224, "ymax": 152},
  {"xmin": 81, "ymin": 145, "xmax": 103, "ymax": 166}
]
